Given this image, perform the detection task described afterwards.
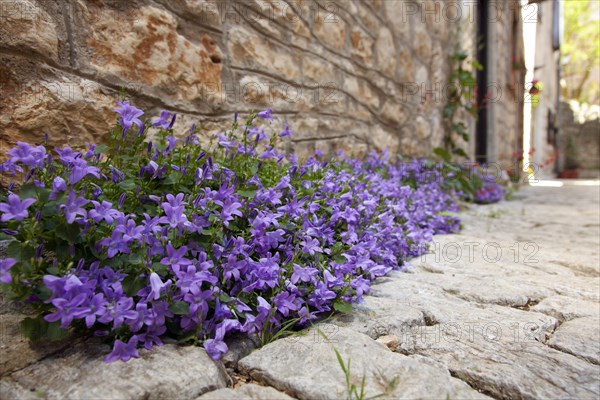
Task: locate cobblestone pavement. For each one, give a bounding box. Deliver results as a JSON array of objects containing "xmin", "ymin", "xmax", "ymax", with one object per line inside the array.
[{"xmin": 2, "ymin": 181, "xmax": 599, "ymax": 399}]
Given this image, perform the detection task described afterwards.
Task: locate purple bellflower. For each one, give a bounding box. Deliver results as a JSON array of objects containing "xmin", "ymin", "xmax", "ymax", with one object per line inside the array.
[
  {"xmin": 152, "ymin": 110, "xmax": 173, "ymax": 129},
  {"xmin": 7, "ymin": 142, "xmax": 46, "ymax": 168},
  {"xmin": 105, "ymin": 336, "xmax": 140, "ymax": 363},
  {"xmin": 113, "ymin": 101, "xmax": 144, "ymax": 135},
  {"xmin": 0, "ymin": 194, "xmax": 36, "ymax": 222},
  {"xmin": 257, "ymin": 108, "xmax": 273, "ymax": 123}
]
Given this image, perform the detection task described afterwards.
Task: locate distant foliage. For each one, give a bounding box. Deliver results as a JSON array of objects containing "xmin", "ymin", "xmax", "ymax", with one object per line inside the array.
[{"xmin": 562, "ymin": 0, "xmax": 600, "ymax": 104}]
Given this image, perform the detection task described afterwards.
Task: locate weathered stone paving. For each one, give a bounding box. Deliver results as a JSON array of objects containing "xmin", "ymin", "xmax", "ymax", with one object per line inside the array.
[{"xmin": 1, "ymin": 181, "xmax": 599, "ymax": 399}]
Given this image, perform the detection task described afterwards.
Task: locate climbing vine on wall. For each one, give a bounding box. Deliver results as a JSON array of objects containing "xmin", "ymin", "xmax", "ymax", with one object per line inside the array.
[
  {"xmin": 438, "ymin": 50, "xmax": 482, "ymax": 160},
  {"xmin": 432, "ymin": 50, "xmax": 503, "ymax": 202}
]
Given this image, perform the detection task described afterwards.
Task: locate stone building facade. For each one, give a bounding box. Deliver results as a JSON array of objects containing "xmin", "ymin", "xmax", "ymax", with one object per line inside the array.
[
  {"xmin": 558, "ymin": 100, "xmax": 600, "ymax": 173},
  {"xmin": 483, "ymin": 0, "xmax": 525, "ymax": 169},
  {"xmin": 524, "ymin": 0, "xmax": 561, "ymax": 177},
  {"xmin": 1, "ymin": 0, "xmax": 524, "ymax": 163}
]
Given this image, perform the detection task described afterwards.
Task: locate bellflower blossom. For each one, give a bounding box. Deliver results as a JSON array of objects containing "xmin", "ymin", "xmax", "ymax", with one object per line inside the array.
[
  {"xmin": 70, "ymin": 158, "xmax": 100, "ymax": 184},
  {"xmin": 88, "ymin": 201, "xmax": 123, "ymax": 225},
  {"xmin": 148, "ymin": 272, "xmax": 170, "ymax": 300},
  {"xmin": 279, "ymin": 123, "xmax": 293, "ymax": 137},
  {"xmin": 257, "ymin": 108, "xmax": 273, "ymax": 122},
  {"xmin": 152, "ymin": 110, "xmax": 173, "ymax": 129},
  {"xmin": 0, "ymin": 194, "xmax": 36, "ymax": 222},
  {"xmin": 7, "ymin": 142, "xmax": 46, "ymax": 168},
  {"xmin": 0, "ymin": 258, "xmax": 16, "ymax": 284},
  {"xmin": 113, "ymin": 101, "xmax": 144, "ymax": 135},
  {"xmin": 105, "ymin": 337, "xmax": 140, "ymax": 363},
  {"xmin": 59, "ymin": 192, "xmax": 88, "ymax": 224},
  {"xmin": 49, "ymin": 177, "xmax": 67, "ymax": 200}
]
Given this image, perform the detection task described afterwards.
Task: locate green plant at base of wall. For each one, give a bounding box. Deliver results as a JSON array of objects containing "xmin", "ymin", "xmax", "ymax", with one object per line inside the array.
[
  {"xmin": 440, "ymin": 50, "xmax": 481, "ymax": 159},
  {"xmin": 433, "ymin": 49, "xmax": 485, "ymax": 199}
]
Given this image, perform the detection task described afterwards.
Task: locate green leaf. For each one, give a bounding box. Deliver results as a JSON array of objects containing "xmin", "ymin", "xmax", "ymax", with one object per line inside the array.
[
  {"xmin": 36, "ymin": 188, "xmax": 51, "ymax": 203},
  {"xmin": 0, "ymin": 232, "xmax": 13, "ymax": 241},
  {"xmin": 20, "ymin": 316, "xmax": 48, "ymax": 341},
  {"xmin": 33, "ymin": 285, "xmax": 52, "ymax": 301},
  {"xmin": 333, "ymin": 300, "xmax": 353, "ymax": 314},
  {"xmin": 237, "ymin": 190, "xmax": 257, "ymax": 199},
  {"xmin": 152, "ymin": 262, "xmax": 168, "ymax": 276},
  {"xmin": 459, "ymin": 175, "xmax": 475, "ymax": 194},
  {"xmin": 452, "ymin": 124, "xmax": 467, "ymax": 137},
  {"xmin": 177, "ymin": 330, "xmax": 198, "ymax": 344},
  {"xmin": 54, "ymin": 243, "xmax": 71, "ymax": 260},
  {"xmin": 95, "ymin": 144, "xmax": 109, "ymax": 155},
  {"xmin": 125, "ymin": 253, "xmax": 144, "ymax": 265},
  {"xmin": 162, "ymin": 172, "xmax": 179, "ymax": 185},
  {"xmin": 217, "ymin": 292, "xmax": 233, "ymax": 303},
  {"xmin": 42, "ymin": 198, "xmax": 64, "ymax": 217},
  {"xmin": 433, "ymin": 147, "xmax": 451, "ymax": 162},
  {"xmin": 7, "ymin": 241, "xmax": 35, "ymax": 263},
  {"xmin": 19, "ymin": 184, "xmax": 37, "ymax": 200},
  {"xmin": 122, "ymin": 274, "xmax": 146, "ymax": 296},
  {"xmin": 458, "ymin": 70, "xmax": 473, "ymax": 82},
  {"xmin": 452, "ymin": 51, "xmax": 468, "ymax": 61},
  {"xmin": 169, "ymin": 301, "xmax": 190, "ymax": 315},
  {"xmin": 118, "ymin": 180, "xmax": 137, "ymax": 191},
  {"xmin": 55, "ymin": 223, "xmax": 81, "ymax": 243},
  {"xmin": 46, "ymin": 321, "xmax": 68, "ymax": 341},
  {"xmin": 453, "ymin": 148, "xmax": 469, "ymax": 158},
  {"xmin": 334, "ymin": 255, "xmax": 346, "ymax": 264},
  {"xmin": 248, "ymin": 162, "xmax": 259, "ymax": 177},
  {"xmin": 334, "ymin": 348, "xmax": 347, "ymax": 374},
  {"xmin": 470, "ymin": 60, "xmax": 484, "ymax": 71}
]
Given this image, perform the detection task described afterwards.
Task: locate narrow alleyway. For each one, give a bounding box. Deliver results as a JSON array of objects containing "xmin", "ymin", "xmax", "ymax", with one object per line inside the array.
[{"xmin": 2, "ymin": 181, "xmax": 599, "ymax": 399}]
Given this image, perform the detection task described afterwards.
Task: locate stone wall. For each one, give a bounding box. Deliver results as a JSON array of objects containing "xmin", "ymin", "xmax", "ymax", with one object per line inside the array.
[
  {"xmin": 485, "ymin": 0, "xmax": 524, "ymax": 169},
  {"xmin": 0, "ymin": 0, "xmax": 522, "ymax": 161},
  {"xmin": 558, "ymin": 100, "xmax": 600, "ymax": 171},
  {"xmin": 529, "ymin": 0, "xmax": 560, "ymax": 177}
]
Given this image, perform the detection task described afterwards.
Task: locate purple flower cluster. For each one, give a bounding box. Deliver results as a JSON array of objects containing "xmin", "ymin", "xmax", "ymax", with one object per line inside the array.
[
  {"xmin": 0, "ymin": 104, "xmax": 461, "ymax": 362},
  {"xmin": 474, "ymin": 180, "xmax": 505, "ymax": 204},
  {"xmin": 41, "ymin": 264, "xmax": 167, "ymax": 361},
  {"xmin": 471, "ymin": 168, "xmax": 505, "ymax": 204}
]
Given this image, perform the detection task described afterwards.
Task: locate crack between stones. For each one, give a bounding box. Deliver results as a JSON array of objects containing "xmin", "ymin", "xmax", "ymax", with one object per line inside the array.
[
  {"xmin": 447, "ymin": 369, "xmax": 505, "ymax": 400},
  {"xmin": 421, "ymin": 310, "xmax": 438, "ymax": 327},
  {"xmin": 59, "ymin": 1, "xmax": 76, "ymax": 69},
  {"xmin": 209, "ymin": 337, "xmax": 301, "ymax": 399},
  {"xmin": 227, "ymin": 65, "xmax": 402, "ymax": 132},
  {"xmin": 368, "ymin": 295, "xmax": 569, "ymax": 400},
  {"xmin": 232, "ymin": 366, "xmax": 302, "ymax": 400},
  {"xmin": 231, "ymin": 3, "xmax": 387, "ymax": 80},
  {"xmin": 2, "ymin": 48, "xmax": 399, "ymax": 133},
  {"xmin": 509, "ymin": 297, "xmax": 541, "ymax": 311},
  {"xmin": 0, "ymin": 48, "xmax": 219, "ymax": 117},
  {"xmin": 152, "ymin": 0, "xmax": 224, "ymax": 36},
  {"xmin": 226, "ymin": 5, "xmax": 421, "ymax": 111},
  {"xmin": 292, "ymin": 133, "xmax": 366, "ymax": 144},
  {"xmin": 545, "ymin": 342, "xmax": 600, "ymax": 366},
  {"xmin": 397, "ymin": 342, "xmax": 525, "ymax": 400},
  {"xmin": 385, "ymin": 342, "xmax": 510, "ymax": 400},
  {"xmin": 537, "ymin": 318, "xmax": 599, "ymax": 366}
]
